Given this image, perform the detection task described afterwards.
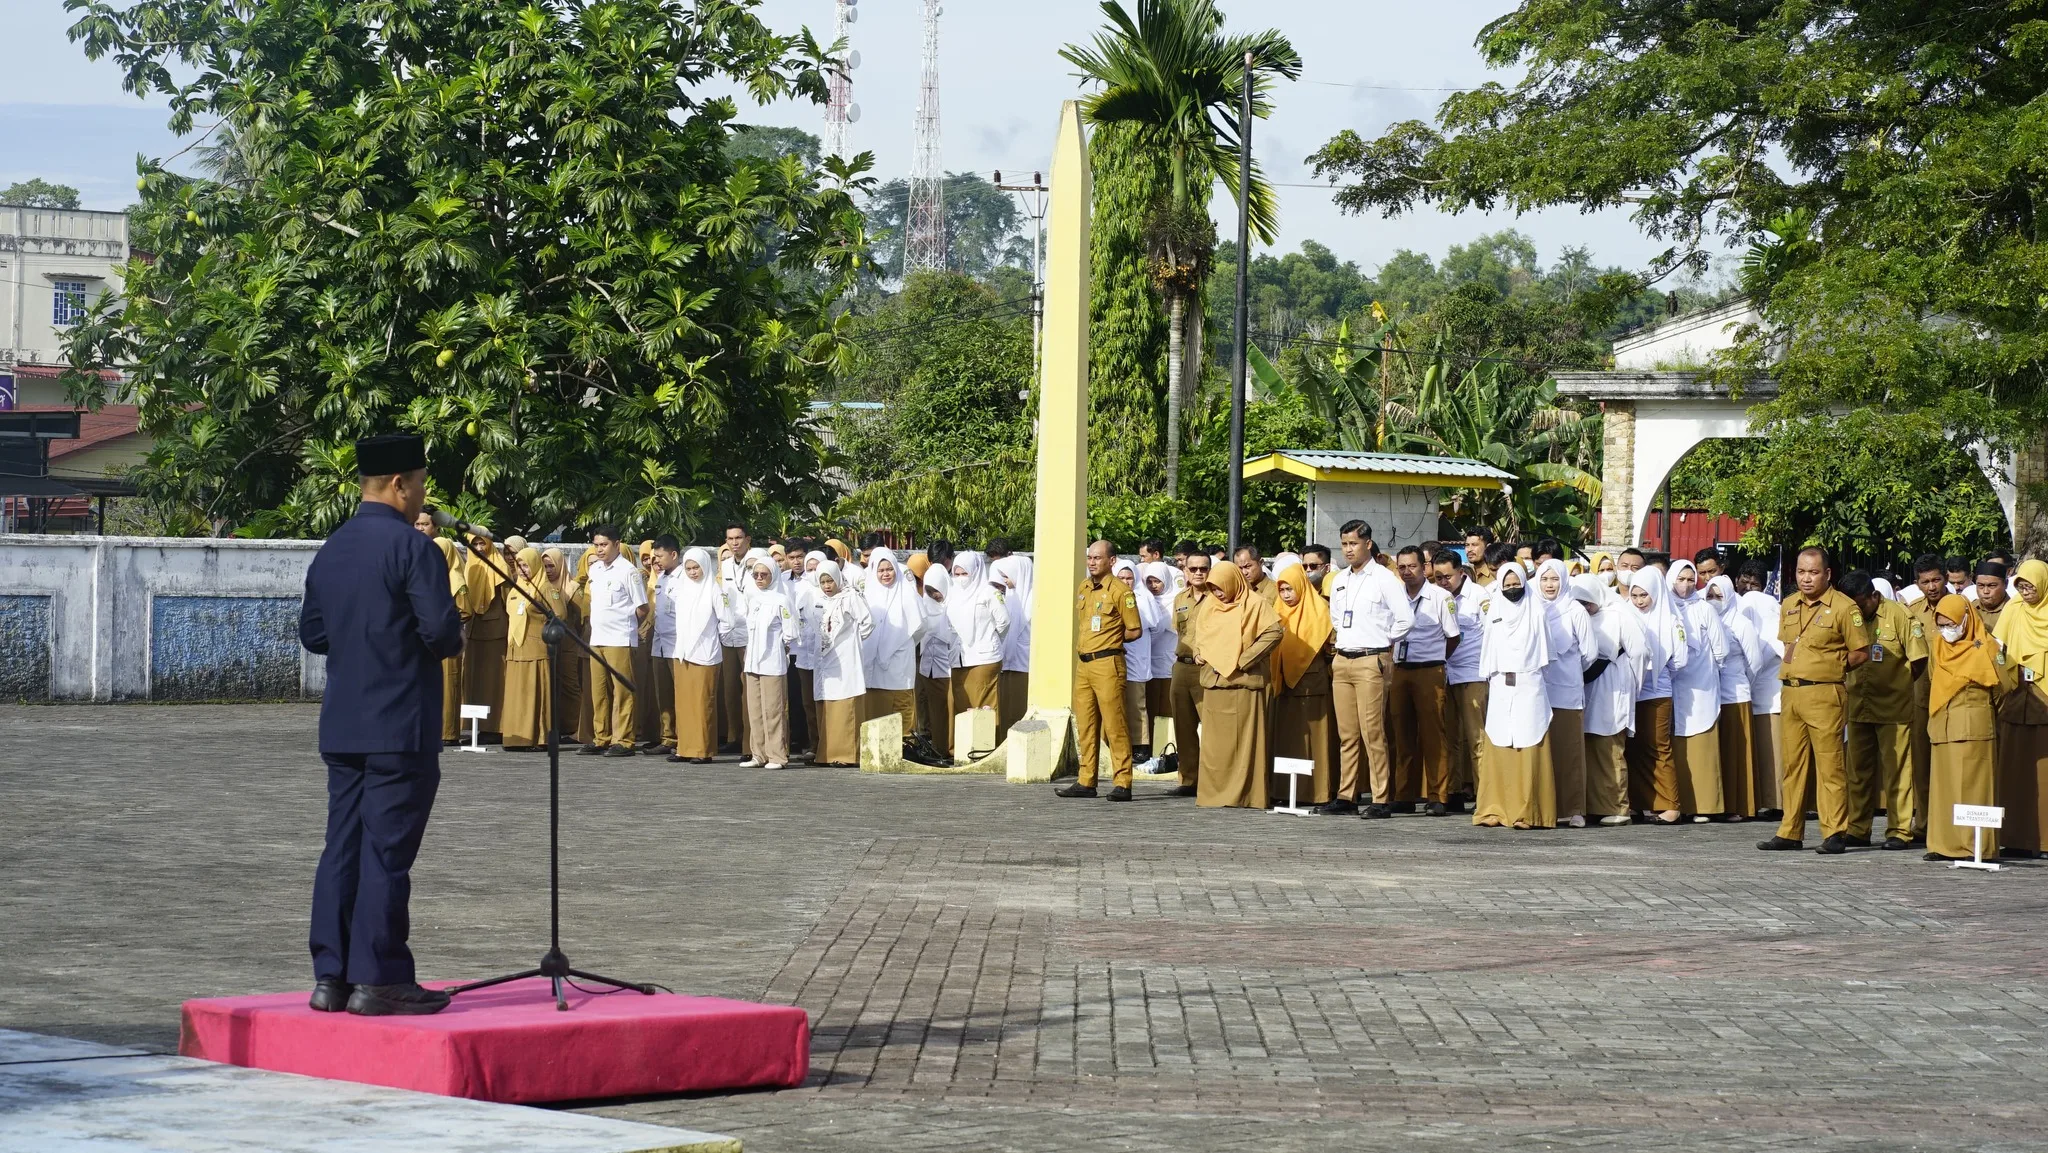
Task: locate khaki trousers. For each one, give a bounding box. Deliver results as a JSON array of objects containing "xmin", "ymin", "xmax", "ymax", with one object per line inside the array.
[
  {"xmin": 1389, "ymin": 663, "xmax": 1451, "ymax": 803},
  {"xmin": 1448, "ymin": 681, "xmax": 1489, "ymax": 797},
  {"xmin": 1170, "ymin": 660, "xmax": 1204, "ymax": 787},
  {"xmin": 1124, "ymin": 679, "xmax": 1150, "ymax": 752},
  {"xmin": 745, "ymin": 672, "xmax": 788, "ymax": 765},
  {"xmin": 650, "ymin": 655, "xmax": 676, "ymax": 747},
  {"xmin": 1627, "ymin": 696, "xmax": 1680, "ymax": 812},
  {"xmin": 1076, "ymin": 654, "xmax": 1133, "ymax": 789},
  {"xmin": 1847, "ymin": 720, "xmax": 1912, "ymax": 841},
  {"xmin": 587, "ymin": 645, "xmax": 636, "ymax": 748},
  {"xmin": 1908, "ymin": 676, "xmax": 1931, "ymax": 836},
  {"xmin": 999, "ymin": 669, "xmax": 1029, "ymax": 735},
  {"xmin": 1585, "ymin": 731, "xmax": 1629, "ymax": 817},
  {"xmin": 1752, "ymin": 711, "xmax": 1782, "ymax": 811},
  {"xmin": 1778, "ymin": 682, "xmax": 1851, "ymax": 842},
  {"xmin": 918, "ymin": 673, "xmax": 954, "ymax": 755},
  {"xmin": 1548, "ymin": 707, "xmax": 1587, "ymax": 819},
  {"xmin": 1331, "ymin": 651, "xmax": 1395, "ymax": 803}
]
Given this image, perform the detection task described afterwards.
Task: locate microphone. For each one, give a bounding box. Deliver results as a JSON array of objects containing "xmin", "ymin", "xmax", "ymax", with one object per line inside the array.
[{"xmin": 432, "ymin": 508, "xmax": 493, "ymax": 541}]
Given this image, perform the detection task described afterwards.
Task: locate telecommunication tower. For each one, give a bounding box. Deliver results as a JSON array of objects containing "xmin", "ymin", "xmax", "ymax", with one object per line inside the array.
[
  {"xmin": 904, "ymin": 0, "xmax": 946, "ymax": 272},
  {"xmin": 823, "ymin": 0, "xmax": 860, "ymax": 161}
]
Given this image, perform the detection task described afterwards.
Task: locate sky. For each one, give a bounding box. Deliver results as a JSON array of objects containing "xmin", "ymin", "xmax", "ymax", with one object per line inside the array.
[{"xmin": 2, "ymin": 0, "xmax": 1695, "ymax": 281}]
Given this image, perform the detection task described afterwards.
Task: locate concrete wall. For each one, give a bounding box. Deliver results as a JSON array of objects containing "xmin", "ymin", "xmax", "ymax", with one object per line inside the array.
[
  {"xmin": 1303, "ymin": 483, "xmax": 1437, "ymax": 554},
  {"xmin": 0, "ymin": 535, "xmax": 325, "ymax": 702}
]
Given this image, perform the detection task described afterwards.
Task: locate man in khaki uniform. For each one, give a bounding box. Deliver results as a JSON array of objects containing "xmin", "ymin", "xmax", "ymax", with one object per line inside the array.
[
  {"xmin": 1843, "ymin": 571, "xmax": 1926, "ymax": 848},
  {"xmin": 1903, "ymin": 555, "xmax": 1948, "ymax": 840},
  {"xmin": 1236, "ymin": 545, "xmax": 1281, "ymax": 606},
  {"xmin": 1057, "ymin": 540, "xmax": 1144, "ymax": 801},
  {"xmin": 1167, "ymin": 551, "xmax": 1213, "ymax": 798},
  {"xmin": 1759, "ymin": 547, "xmax": 1872, "ymax": 855}
]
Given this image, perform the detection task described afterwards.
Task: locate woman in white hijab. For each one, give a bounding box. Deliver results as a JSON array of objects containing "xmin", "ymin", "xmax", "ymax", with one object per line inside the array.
[
  {"xmin": 667, "ymin": 547, "xmax": 737, "ymax": 764},
  {"xmin": 1536, "ymin": 559, "xmax": 1598, "ymax": 827},
  {"xmin": 1665, "ymin": 560, "xmax": 1727, "ymax": 820},
  {"xmin": 1114, "ymin": 558, "xmax": 1156, "ymax": 760},
  {"xmin": 990, "ymin": 554, "xmax": 1035, "ymax": 732},
  {"xmin": 1739, "ymin": 581, "xmax": 1786, "ymax": 816},
  {"xmin": 860, "ymin": 549, "xmax": 924, "ymax": 737},
  {"xmin": 739, "ymin": 555, "xmax": 797, "ymax": 768},
  {"xmin": 1705, "ymin": 573, "xmax": 1764, "ymax": 818},
  {"xmin": 1141, "ymin": 561, "xmax": 1180, "ymax": 754},
  {"xmin": 1577, "ymin": 574, "xmax": 1646, "ymax": 825},
  {"xmin": 810, "ymin": 560, "xmax": 874, "ymax": 766},
  {"xmin": 789, "ymin": 550, "xmax": 829, "ymax": 758},
  {"xmin": 947, "ymin": 551, "xmax": 1010, "ymax": 724},
  {"xmin": 1624, "ymin": 569, "xmax": 1686, "ymax": 824},
  {"xmin": 1475, "ymin": 561, "xmax": 1555, "ymax": 829},
  {"xmin": 917, "ymin": 564, "xmax": 959, "ymax": 757}
]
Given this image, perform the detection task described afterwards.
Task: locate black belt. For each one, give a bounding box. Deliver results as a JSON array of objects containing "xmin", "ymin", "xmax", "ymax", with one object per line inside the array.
[
  {"xmin": 1783, "ymin": 678, "xmax": 1840, "ymax": 688},
  {"xmin": 1176, "ymin": 655, "xmax": 1199, "ymax": 666},
  {"xmin": 1336, "ymin": 646, "xmax": 1392, "ymax": 659},
  {"xmin": 1397, "ymin": 660, "xmax": 1445, "ymax": 669},
  {"xmin": 1079, "ymin": 649, "xmax": 1124, "ymax": 663}
]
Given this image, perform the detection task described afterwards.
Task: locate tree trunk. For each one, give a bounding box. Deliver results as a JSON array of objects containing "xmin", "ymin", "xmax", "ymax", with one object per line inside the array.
[{"xmin": 1165, "ymin": 293, "xmax": 1185, "ymax": 497}]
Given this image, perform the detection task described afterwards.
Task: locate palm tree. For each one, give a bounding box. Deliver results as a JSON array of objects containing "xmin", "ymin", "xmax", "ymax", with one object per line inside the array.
[{"xmin": 1062, "ymin": 0, "xmax": 1301, "ymax": 497}]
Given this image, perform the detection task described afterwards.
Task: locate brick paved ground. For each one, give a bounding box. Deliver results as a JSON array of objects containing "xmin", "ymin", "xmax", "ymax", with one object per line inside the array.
[{"xmin": 5, "ymin": 703, "xmax": 2045, "ymax": 1151}]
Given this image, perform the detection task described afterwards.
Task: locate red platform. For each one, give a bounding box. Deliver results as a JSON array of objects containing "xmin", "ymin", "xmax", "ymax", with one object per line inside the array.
[{"xmin": 179, "ymin": 978, "xmax": 810, "ymax": 1104}]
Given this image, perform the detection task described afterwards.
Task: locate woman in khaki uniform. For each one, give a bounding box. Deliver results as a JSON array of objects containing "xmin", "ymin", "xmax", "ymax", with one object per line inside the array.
[
  {"xmin": 1927, "ymin": 593, "xmax": 2004, "ymax": 861},
  {"xmin": 432, "ymin": 537, "xmax": 474, "ymax": 745},
  {"xmin": 463, "ymin": 536, "xmax": 511, "ymax": 742},
  {"xmin": 499, "ymin": 547, "xmax": 553, "ymax": 750},
  {"xmin": 568, "ymin": 548, "xmax": 598, "ymax": 746},
  {"xmin": 1191, "ymin": 564, "xmax": 1284, "ymax": 809},
  {"xmin": 1992, "ymin": 559, "xmax": 2048, "ymax": 857},
  {"xmin": 1270, "ymin": 560, "xmax": 1338, "ymax": 804},
  {"xmin": 541, "ymin": 547, "xmax": 583, "ymax": 739}
]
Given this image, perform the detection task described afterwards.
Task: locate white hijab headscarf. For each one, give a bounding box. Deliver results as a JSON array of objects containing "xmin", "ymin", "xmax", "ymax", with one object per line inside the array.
[
  {"xmin": 947, "ymin": 550, "xmax": 991, "ymax": 640},
  {"xmin": 1479, "ymin": 561, "xmax": 1550, "ymax": 677},
  {"xmin": 990, "ymin": 554, "xmax": 1034, "ymax": 669},
  {"xmin": 1625, "ymin": 567, "xmax": 1681, "ymax": 671},
  {"xmin": 861, "ymin": 548, "xmax": 922, "ymax": 673},
  {"xmin": 675, "ymin": 546, "xmax": 723, "ymax": 647},
  {"xmin": 1140, "ymin": 560, "xmax": 1176, "ymax": 622},
  {"xmin": 1570, "ymin": 573, "xmax": 1620, "ymax": 662},
  {"xmin": 1667, "ymin": 559, "xmax": 1730, "ymax": 663}
]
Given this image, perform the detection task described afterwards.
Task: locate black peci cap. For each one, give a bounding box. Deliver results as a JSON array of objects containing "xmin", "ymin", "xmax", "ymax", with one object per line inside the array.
[{"xmin": 355, "ymin": 433, "xmax": 426, "ymax": 476}]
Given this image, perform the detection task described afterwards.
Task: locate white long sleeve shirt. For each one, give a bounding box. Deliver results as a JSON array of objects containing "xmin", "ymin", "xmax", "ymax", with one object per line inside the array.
[
  {"xmin": 952, "ymin": 587, "xmax": 1010, "ymax": 667},
  {"xmin": 742, "ymin": 589, "xmax": 797, "ymax": 676},
  {"xmin": 1328, "ymin": 560, "xmax": 1414, "ymax": 652}
]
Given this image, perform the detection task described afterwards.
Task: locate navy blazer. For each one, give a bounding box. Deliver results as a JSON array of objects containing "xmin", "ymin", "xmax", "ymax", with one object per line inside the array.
[{"xmin": 300, "ymin": 502, "xmax": 465, "ymax": 754}]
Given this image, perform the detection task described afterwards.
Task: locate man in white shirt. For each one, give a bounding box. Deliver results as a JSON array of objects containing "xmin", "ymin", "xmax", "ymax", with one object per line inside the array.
[
  {"xmin": 647, "ymin": 536, "xmax": 686, "ymax": 754},
  {"xmin": 717, "ymin": 523, "xmax": 752, "ymax": 754},
  {"xmin": 582, "ymin": 524, "xmax": 649, "ymax": 756},
  {"xmin": 1388, "ymin": 545, "xmax": 1461, "ymax": 816},
  {"xmin": 1435, "ymin": 547, "xmax": 1490, "ymax": 808},
  {"xmin": 1321, "ymin": 519, "xmax": 1414, "ymax": 817}
]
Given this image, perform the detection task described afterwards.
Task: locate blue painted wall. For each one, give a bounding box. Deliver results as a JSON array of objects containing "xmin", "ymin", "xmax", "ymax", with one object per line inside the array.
[
  {"xmin": 150, "ymin": 595, "xmax": 305, "ymax": 701},
  {"xmin": 0, "ymin": 594, "xmax": 53, "ymax": 701}
]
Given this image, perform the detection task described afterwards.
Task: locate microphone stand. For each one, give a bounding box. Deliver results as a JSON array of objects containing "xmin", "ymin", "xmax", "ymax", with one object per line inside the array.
[{"xmin": 446, "ymin": 539, "xmax": 660, "ymax": 1011}]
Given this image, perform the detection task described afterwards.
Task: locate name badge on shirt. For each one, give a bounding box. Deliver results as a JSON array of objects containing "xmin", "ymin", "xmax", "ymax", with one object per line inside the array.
[
  {"xmin": 1870, "ymin": 643, "xmax": 1883, "ymax": 663},
  {"xmin": 2027, "ymin": 666, "xmax": 2037, "ymax": 683},
  {"xmin": 1503, "ymin": 671, "xmax": 1517, "ymax": 687},
  {"xmin": 1090, "ymin": 614, "xmax": 1101, "ymax": 632},
  {"xmin": 1397, "ymin": 641, "xmax": 1409, "ymax": 662},
  {"xmin": 1342, "ymin": 610, "xmax": 1354, "ymax": 628}
]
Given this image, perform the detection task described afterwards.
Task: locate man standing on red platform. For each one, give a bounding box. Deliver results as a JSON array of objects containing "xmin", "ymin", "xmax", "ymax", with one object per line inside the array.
[{"xmin": 299, "ymin": 434, "xmax": 465, "ymax": 1016}]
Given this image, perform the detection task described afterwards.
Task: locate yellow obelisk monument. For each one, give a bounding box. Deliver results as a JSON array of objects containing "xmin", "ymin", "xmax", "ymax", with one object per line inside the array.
[{"xmin": 1008, "ymin": 100, "xmax": 1090, "ymax": 783}]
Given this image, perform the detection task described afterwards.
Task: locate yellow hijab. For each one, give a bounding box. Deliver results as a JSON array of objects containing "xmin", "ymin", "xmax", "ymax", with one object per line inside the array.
[
  {"xmin": 1992, "ymin": 559, "xmax": 2048, "ymax": 679},
  {"xmin": 1934, "ymin": 593, "xmax": 2002, "ymax": 715},
  {"xmin": 432, "ymin": 537, "xmax": 468, "ymax": 602},
  {"xmin": 1191, "ymin": 563, "xmax": 1277, "ymax": 680},
  {"xmin": 824, "ymin": 538, "xmax": 851, "ymax": 563},
  {"xmin": 1272, "ymin": 561, "xmax": 1332, "ymax": 691},
  {"xmin": 508, "ymin": 546, "xmax": 547, "ymax": 646}
]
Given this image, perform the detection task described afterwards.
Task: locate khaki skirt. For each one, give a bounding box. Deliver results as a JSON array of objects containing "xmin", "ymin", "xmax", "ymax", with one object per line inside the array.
[
  {"xmin": 673, "ymin": 659, "xmax": 720, "ymax": 759},
  {"xmin": 817, "ymin": 696, "xmax": 859, "ymax": 766},
  {"xmin": 1476, "ymin": 739, "xmax": 1555, "ymax": 829},
  {"xmin": 1675, "ymin": 726, "xmax": 1724, "ymax": 815},
  {"xmin": 1196, "ymin": 686, "xmax": 1268, "ymax": 809}
]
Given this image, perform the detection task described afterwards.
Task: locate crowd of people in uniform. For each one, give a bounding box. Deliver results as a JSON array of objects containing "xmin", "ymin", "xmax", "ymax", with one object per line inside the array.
[{"xmin": 413, "ymin": 506, "xmax": 2048, "ymax": 864}]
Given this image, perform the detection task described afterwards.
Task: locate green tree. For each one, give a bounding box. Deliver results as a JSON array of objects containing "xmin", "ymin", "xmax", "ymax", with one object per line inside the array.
[
  {"xmin": 1306, "ymin": 0, "xmax": 2048, "ymax": 471},
  {"xmin": 865, "ymin": 173, "xmax": 1027, "ymax": 280},
  {"xmin": 1063, "ymin": 0, "xmax": 1300, "ymax": 497},
  {"xmin": 1083, "ymin": 121, "xmax": 1171, "ymax": 500},
  {"xmin": 61, "ymin": 0, "xmax": 869, "ymax": 539},
  {"xmin": 1206, "ymin": 238, "xmax": 1376, "ymax": 366},
  {"xmin": 726, "ymin": 124, "xmax": 822, "ymax": 169},
  {"xmin": 0, "ymin": 179, "xmax": 81, "ymax": 209}
]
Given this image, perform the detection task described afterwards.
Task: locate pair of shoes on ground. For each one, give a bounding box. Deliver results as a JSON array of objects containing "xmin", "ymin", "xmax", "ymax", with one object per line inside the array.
[
  {"xmin": 310, "ymin": 979, "xmax": 450, "ymax": 1016},
  {"xmin": 1054, "ymin": 783, "xmax": 1132, "ymax": 801}
]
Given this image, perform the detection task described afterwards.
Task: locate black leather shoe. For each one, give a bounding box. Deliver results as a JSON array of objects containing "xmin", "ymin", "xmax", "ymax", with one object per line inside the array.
[
  {"xmin": 345, "ymin": 983, "xmax": 452, "ymax": 1016},
  {"xmin": 576, "ymin": 744, "xmax": 606, "ymax": 756},
  {"xmin": 1923, "ymin": 852, "xmax": 1949, "ymax": 862},
  {"xmin": 1423, "ymin": 801, "xmax": 1448, "ymax": 817},
  {"xmin": 1107, "ymin": 786, "xmax": 1133, "ymax": 802},
  {"xmin": 1168, "ymin": 784, "xmax": 1197, "ymax": 797},
  {"xmin": 1361, "ymin": 803, "xmax": 1391, "ymax": 820},
  {"xmin": 1055, "ymin": 783, "xmax": 1098, "ymax": 798},
  {"xmin": 309, "ymin": 978, "xmax": 352, "ymax": 1013},
  {"xmin": 606, "ymin": 745, "xmax": 638, "ymax": 757},
  {"xmin": 667, "ymin": 753, "xmax": 689, "ymax": 763},
  {"xmin": 2006, "ymin": 848, "xmax": 2040, "ymax": 860},
  {"xmin": 1882, "ymin": 837, "xmax": 1913, "ymax": 851},
  {"xmin": 1755, "ymin": 808, "xmax": 1784, "ymax": 821},
  {"xmin": 1816, "ymin": 834, "xmax": 1848, "ymax": 855},
  {"xmin": 1315, "ymin": 797, "xmax": 1358, "ymax": 815},
  {"xmin": 1757, "ymin": 836, "xmax": 1803, "ymax": 851},
  {"xmin": 1387, "ymin": 801, "xmax": 1417, "ymax": 814},
  {"xmin": 1842, "ymin": 834, "xmax": 1872, "ymax": 848}
]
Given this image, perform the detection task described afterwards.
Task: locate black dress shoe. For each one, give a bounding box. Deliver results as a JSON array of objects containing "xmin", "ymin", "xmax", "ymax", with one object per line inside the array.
[
  {"xmin": 1923, "ymin": 852, "xmax": 1950, "ymax": 863},
  {"xmin": 1842, "ymin": 834, "xmax": 1872, "ymax": 848},
  {"xmin": 1882, "ymin": 837, "xmax": 1913, "ymax": 851},
  {"xmin": 1757, "ymin": 835, "xmax": 1803, "ymax": 851},
  {"xmin": 1423, "ymin": 801, "xmax": 1448, "ymax": 817},
  {"xmin": 2006, "ymin": 847, "xmax": 2040, "ymax": 860},
  {"xmin": 1055, "ymin": 783, "xmax": 1098, "ymax": 798},
  {"xmin": 717, "ymin": 741, "xmax": 742, "ymax": 756},
  {"xmin": 1387, "ymin": 801, "xmax": 1417, "ymax": 815},
  {"xmin": 576, "ymin": 744, "xmax": 607, "ymax": 756},
  {"xmin": 666, "ymin": 753, "xmax": 689, "ymax": 763},
  {"xmin": 1360, "ymin": 803, "xmax": 1391, "ymax": 820},
  {"xmin": 606, "ymin": 745, "xmax": 638, "ymax": 757},
  {"xmin": 1107, "ymin": 786, "xmax": 1133, "ymax": 802},
  {"xmin": 1315, "ymin": 797, "xmax": 1358, "ymax": 815},
  {"xmin": 1816, "ymin": 834, "xmax": 1848, "ymax": 855},
  {"xmin": 309, "ymin": 978, "xmax": 353, "ymax": 1013},
  {"xmin": 345, "ymin": 983, "xmax": 452, "ymax": 1016},
  {"xmin": 1168, "ymin": 784, "xmax": 1197, "ymax": 797},
  {"xmin": 1756, "ymin": 808, "xmax": 1784, "ymax": 821}
]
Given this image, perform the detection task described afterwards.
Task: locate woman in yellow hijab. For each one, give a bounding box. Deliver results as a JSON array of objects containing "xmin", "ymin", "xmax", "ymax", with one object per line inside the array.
[
  {"xmin": 1991, "ymin": 559, "xmax": 2048, "ymax": 856},
  {"xmin": 539, "ymin": 546, "xmax": 584, "ymax": 738},
  {"xmin": 1269, "ymin": 560, "xmax": 1337, "ymax": 805},
  {"xmin": 1189, "ymin": 563, "xmax": 1285, "ymax": 809},
  {"xmin": 1931, "ymin": 593, "xmax": 2006, "ymax": 861},
  {"xmin": 500, "ymin": 546, "xmax": 554, "ymax": 750},
  {"xmin": 461, "ymin": 533, "xmax": 511, "ymax": 743},
  {"xmin": 432, "ymin": 537, "xmax": 473, "ymax": 745}
]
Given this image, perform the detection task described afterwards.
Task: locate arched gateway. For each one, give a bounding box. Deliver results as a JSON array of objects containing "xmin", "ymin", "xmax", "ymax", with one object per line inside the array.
[{"xmin": 1552, "ymin": 299, "xmax": 2041, "ymax": 551}]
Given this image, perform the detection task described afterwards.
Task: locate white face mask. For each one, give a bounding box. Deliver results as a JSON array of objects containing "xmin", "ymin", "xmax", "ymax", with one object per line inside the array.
[
  {"xmin": 1940, "ymin": 623, "xmax": 1966, "ymax": 644},
  {"xmin": 1600, "ymin": 571, "xmax": 1617, "ymax": 586}
]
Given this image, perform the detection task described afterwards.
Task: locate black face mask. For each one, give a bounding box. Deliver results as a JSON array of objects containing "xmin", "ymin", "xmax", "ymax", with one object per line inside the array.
[{"xmin": 1502, "ymin": 584, "xmax": 1526, "ymax": 603}]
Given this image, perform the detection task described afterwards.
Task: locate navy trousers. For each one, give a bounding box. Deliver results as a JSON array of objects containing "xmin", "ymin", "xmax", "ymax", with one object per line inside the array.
[{"xmin": 309, "ymin": 752, "xmax": 441, "ymax": 985}]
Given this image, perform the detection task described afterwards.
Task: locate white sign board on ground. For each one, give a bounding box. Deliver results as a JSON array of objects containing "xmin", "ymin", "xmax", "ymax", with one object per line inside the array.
[
  {"xmin": 1953, "ymin": 804, "xmax": 2004, "ymax": 872},
  {"xmin": 1271, "ymin": 757, "xmax": 1315, "ymax": 817},
  {"xmin": 460, "ymin": 704, "xmax": 492, "ymax": 753}
]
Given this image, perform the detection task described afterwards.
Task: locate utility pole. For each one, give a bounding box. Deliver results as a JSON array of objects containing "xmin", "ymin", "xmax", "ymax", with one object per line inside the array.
[
  {"xmin": 995, "ymin": 170, "xmax": 1049, "ymax": 389},
  {"xmin": 1227, "ymin": 50, "xmax": 1254, "ymax": 553}
]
